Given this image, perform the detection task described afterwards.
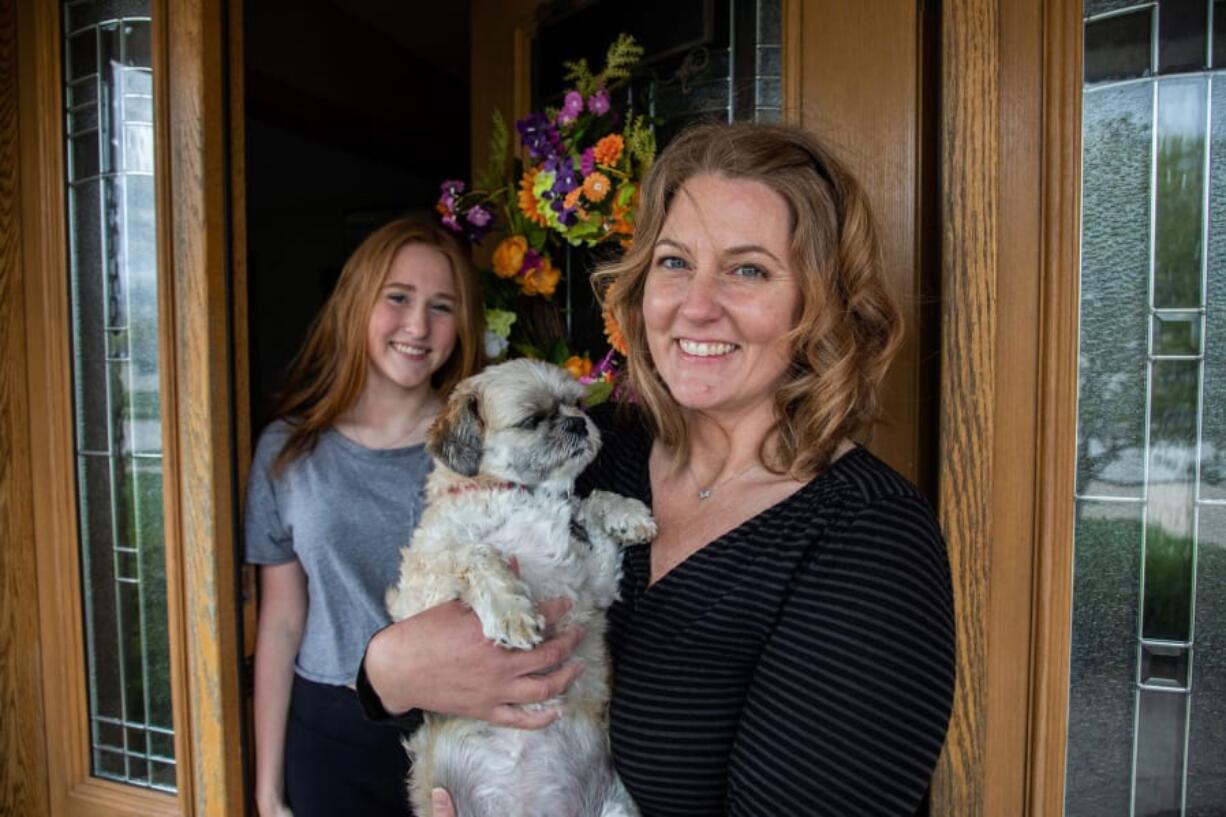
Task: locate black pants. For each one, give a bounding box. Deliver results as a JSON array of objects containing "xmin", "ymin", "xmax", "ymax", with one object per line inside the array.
[{"xmin": 285, "ymin": 674, "xmax": 414, "ymax": 816}]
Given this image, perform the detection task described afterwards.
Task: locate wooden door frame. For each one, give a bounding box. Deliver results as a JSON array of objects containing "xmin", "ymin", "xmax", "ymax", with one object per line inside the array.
[
  {"xmin": 932, "ymin": 0, "xmax": 1082, "ymax": 813},
  {"xmin": 9, "ymin": 0, "xmax": 246, "ymax": 813}
]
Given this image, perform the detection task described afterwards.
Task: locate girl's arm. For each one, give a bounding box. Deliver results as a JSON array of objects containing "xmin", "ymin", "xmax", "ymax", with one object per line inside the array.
[{"xmin": 253, "ymin": 560, "xmax": 308, "ymax": 817}]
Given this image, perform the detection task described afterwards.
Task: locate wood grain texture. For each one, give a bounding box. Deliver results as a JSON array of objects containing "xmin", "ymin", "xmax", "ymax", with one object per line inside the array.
[
  {"xmin": 796, "ymin": 0, "xmax": 933, "ymax": 488},
  {"xmin": 165, "ymin": 0, "xmax": 245, "ymax": 813},
  {"xmin": 1027, "ymin": 0, "xmax": 1082, "ymax": 811},
  {"xmin": 0, "ymin": 0, "xmax": 51, "ymax": 812},
  {"xmin": 782, "ymin": 0, "xmax": 801, "ymax": 124},
  {"xmin": 932, "ymin": 0, "xmax": 998, "ymax": 813}
]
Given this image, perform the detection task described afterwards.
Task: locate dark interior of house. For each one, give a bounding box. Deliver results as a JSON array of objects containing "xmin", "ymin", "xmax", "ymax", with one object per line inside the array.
[{"xmin": 243, "ymin": 0, "xmax": 471, "ymax": 431}]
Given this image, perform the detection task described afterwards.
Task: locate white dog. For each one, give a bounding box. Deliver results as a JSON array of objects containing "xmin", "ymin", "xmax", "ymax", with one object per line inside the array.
[{"xmin": 386, "ymin": 359, "xmax": 653, "ymax": 817}]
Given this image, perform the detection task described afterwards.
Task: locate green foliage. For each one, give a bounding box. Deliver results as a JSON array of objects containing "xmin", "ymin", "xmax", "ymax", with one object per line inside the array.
[
  {"xmin": 625, "ymin": 115, "xmax": 656, "ymax": 170},
  {"xmin": 583, "ymin": 379, "xmax": 614, "ymax": 407},
  {"xmin": 476, "ymin": 110, "xmax": 510, "ymax": 192},
  {"xmin": 563, "ymin": 33, "xmax": 645, "ymax": 96}
]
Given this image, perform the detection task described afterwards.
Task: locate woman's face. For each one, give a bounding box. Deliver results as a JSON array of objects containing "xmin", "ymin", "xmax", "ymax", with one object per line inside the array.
[
  {"xmin": 643, "ymin": 173, "xmax": 802, "ymax": 420},
  {"xmin": 365, "ymin": 243, "xmax": 459, "ymax": 398}
]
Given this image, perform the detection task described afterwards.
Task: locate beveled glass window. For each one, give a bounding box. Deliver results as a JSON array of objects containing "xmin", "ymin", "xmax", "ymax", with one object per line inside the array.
[
  {"xmin": 63, "ymin": 0, "xmax": 175, "ymax": 792},
  {"xmin": 1069, "ymin": 1, "xmax": 1225, "ymax": 814}
]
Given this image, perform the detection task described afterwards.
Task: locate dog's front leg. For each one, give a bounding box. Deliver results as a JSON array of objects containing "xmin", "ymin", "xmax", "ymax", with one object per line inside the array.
[
  {"xmin": 579, "ymin": 491, "xmax": 656, "ymax": 546},
  {"xmin": 459, "ymin": 544, "xmax": 544, "ymax": 650}
]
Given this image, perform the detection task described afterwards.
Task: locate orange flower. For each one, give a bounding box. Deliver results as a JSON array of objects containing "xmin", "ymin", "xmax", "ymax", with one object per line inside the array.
[
  {"xmin": 520, "ymin": 257, "xmax": 560, "ymax": 297},
  {"xmin": 564, "ymin": 188, "xmax": 583, "ymax": 209},
  {"xmin": 562, "ymin": 355, "xmax": 593, "ymax": 379},
  {"xmin": 582, "ymin": 172, "xmax": 611, "ymax": 203},
  {"xmin": 603, "ymin": 305, "xmax": 628, "ymax": 356},
  {"xmin": 491, "ymin": 235, "xmax": 528, "ymax": 279},
  {"xmin": 593, "ymin": 134, "xmax": 624, "ymax": 167},
  {"xmin": 518, "ymin": 169, "xmax": 549, "ymax": 227}
]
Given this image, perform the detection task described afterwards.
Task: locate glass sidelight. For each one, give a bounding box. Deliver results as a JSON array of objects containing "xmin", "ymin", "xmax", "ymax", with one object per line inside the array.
[
  {"xmin": 62, "ymin": 0, "xmax": 175, "ymax": 792},
  {"xmin": 1070, "ymin": 1, "xmax": 1225, "ymax": 815}
]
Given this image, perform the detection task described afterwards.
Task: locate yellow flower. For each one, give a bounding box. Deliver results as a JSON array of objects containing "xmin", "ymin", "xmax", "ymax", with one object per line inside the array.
[
  {"xmin": 582, "ymin": 172, "xmax": 611, "ymax": 203},
  {"xmin": 491, "ymin": 235, "xmax": 528, "ymax": 279},
  {"xmin": 520, "ymin": 257, "xmax": 560, "ymax": 297},
  {"xmin": 563, "ymin": 355, "xmax": 593, "ymax": 379},
  {"xmin": 593, "ymin": 134, "xmax": 624, "ymax": 167},
  {"xmin": 603, "ymin": 305, "xmax": 628, "ymax": 356},
  {"xmin": 518, "ymin": 169, "xmax": 549, "ymax": 227}
]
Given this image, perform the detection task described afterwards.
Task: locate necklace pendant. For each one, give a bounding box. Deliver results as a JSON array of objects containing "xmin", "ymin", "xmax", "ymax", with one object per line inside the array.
[{"xmin": 697, "ymin": 488, "xmax": 712, "ymax": 501}]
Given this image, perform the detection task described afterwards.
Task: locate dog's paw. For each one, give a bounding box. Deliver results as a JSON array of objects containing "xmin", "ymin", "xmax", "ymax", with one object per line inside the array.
[
  {"xmin": 477, "ymin": 593, "xmax": 544, "ymax": 650},
  {"xmin": 587, "ymin": 492, "xmax": 656, "ymax": 545}
]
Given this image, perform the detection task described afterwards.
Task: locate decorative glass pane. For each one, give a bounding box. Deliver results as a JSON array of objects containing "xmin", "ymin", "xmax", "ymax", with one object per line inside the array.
[
  {"xmin": 1070, "ymin": 3, "xmax": 1223, "ymax": 813},
  {"xmin": 1085, "ymin": 7, "xmax": 1154, "ymax": 84},
  {"xmin": 1154, "ymin": 78, "xmax": 1206, "ymax": 309},
  {"xmin": 1077, "ymin": 81, "xmax": 1152, "ymax": 497},
  {"xmin": 1134, "ymin": 689, "xmax": 1190, "ymax": 816},
  {"xmin": 1204, "ymin": 77, "xmax": 1226, "ymax": 499},
  {"xmin": 1158, "ymin": 0, "xmax": 1209, "ymax": 73},
  {"xmin": 62, "ymin": 0, "xmax": 173, "ymax": 792},
  {"xmin": 1187, "ymin": 505, "xmax": 1226, "ymax": 809},
  {"xmin": 1066, "ymin": 500, "xmax": 1142, "ymax": 816}
]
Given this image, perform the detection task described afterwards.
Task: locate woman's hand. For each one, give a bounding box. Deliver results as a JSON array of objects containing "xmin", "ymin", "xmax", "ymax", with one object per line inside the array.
[
  {"xmin": 431, "ymin": 788, "xmax": 456, "ymax": 817},
  {"xmin": 364, "ymin": 596, "xmax": 583, "ymax": 729}
]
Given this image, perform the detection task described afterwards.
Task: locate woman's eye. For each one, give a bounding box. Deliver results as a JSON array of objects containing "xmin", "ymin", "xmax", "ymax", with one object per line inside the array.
[
  {"xmin": 387, "ymin": 292, "xmax": 409, "ymax": 305},
  {"xmin": 656, "ymin": 255, "xmax": 687, "ymax": 271},
  {"xmin": 430, "ymin": 302, "xmax": 454, "ymax": 314},
  {"xmin": 732, "ymin": 264, "xmax": 767, "ymax": 279}
]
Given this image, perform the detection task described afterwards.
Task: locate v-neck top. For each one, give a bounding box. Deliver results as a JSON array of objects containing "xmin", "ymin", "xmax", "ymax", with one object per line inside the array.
[{"xmin": 578, "ymin": 406, "xmax": 955, "ymax": 816}]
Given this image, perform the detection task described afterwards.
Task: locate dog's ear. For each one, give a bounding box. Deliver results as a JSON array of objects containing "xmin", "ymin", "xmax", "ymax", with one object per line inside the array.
[{"xmin": 427, "ymin": 389, "xmax": 484, "ymax": 476}]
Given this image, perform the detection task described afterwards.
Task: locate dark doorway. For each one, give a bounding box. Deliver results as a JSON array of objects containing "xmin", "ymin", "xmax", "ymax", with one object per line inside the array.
[{"xmin": 242, "ymin": 0, "xmax": 471, "ymax": 432}]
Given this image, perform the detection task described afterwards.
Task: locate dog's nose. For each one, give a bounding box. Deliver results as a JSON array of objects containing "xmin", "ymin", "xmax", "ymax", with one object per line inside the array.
[{"xmin": 562, "ymin": 416, "xmax": 587, "ymax": 437}]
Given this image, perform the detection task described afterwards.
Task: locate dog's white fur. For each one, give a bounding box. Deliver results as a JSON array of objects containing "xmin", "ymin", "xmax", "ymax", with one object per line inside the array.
[{"xmin": 386, "ymin": 359, "xmax": 653, "ymax": 817}]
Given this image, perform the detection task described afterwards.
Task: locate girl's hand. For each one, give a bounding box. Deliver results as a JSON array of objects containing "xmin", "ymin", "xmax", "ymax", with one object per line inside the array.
[
  {"xmin": 364, "ymin": 597, "xmax": 583, "ymax": 729},
  {"xmin": 431, "ymin": 787, "xmax": 456, "ymax": 817}
]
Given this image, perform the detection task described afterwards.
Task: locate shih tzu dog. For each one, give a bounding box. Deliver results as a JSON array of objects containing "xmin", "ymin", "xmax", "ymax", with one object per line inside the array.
[{"xmin": 386, "ymin": 358, "xmax": 653, "ymax": 817}]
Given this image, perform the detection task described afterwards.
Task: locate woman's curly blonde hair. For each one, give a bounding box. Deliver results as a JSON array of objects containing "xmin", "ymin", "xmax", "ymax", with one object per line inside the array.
[{"xmin": 594, "ymin": 121, "xmax": 902, "ymax": 479}]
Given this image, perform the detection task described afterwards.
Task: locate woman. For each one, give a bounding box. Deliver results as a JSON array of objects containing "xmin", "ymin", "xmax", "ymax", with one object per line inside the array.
[
  {"xmin": 362, "ymin": 122, "xmax": 955, "ymax": 816},
  {"xmin": 246, "ymin": 218, "xmax": 485, "ymax": 817}
]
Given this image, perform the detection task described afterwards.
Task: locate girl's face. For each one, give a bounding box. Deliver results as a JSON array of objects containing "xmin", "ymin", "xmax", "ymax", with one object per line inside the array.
[{"xmin": 364, "ymin": 243, "xmax": 459, "ymax": 399}]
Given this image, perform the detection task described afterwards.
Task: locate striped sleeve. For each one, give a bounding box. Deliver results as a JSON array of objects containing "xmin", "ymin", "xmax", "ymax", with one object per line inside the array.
[{"xmin": 725, "ymin": 493, "xmax": 956, "ymax": 816}]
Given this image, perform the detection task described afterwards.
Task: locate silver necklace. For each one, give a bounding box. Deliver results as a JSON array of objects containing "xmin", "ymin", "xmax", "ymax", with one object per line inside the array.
[{"xmin": 687, "ymin": 460, "xmax": 760, "ymax": 501}]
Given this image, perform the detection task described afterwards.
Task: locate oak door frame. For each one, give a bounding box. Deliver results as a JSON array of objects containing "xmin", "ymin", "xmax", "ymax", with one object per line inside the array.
[
  {"xmin": 15, "ymin": 0, "xmax": 247, "ymax": 813},
  {"xmin": 932, "ymin": 0, "xmax": 1081, "ymax": 814}
]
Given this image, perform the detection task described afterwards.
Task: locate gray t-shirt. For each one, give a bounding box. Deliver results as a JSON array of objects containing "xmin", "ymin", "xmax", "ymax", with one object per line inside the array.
[{"xmin": 244, "ymin": 419, "xmax": 430, "ymax": 685}]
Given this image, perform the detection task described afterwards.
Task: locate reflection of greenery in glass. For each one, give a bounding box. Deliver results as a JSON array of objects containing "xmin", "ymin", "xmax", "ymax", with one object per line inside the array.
[
  {"xmin": 1142, "ymin": 524, "xmax": 1194, "ymax": 642},
  {"xmin": 1204, "ymin": 80, "xmax": 1226, "ymax": 499},
  {"xmin": 1154, "ymin": 80, "xmax": 1207, "ymax": 309}
]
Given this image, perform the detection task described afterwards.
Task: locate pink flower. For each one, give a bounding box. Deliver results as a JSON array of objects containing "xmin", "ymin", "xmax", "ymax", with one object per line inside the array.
[
  {"xmin": 587, "ymin": 88, "xmax": 610, "ymax": 116},
  {"xmin": 558, "ymin": 90, "xmax": 585, "ymax": 124},
  {"xmin": 580, "ymin": 147, "xmax": 596, "ymax": 177}
]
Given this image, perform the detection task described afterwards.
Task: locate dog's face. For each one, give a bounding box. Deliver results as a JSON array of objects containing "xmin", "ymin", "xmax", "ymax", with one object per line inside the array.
[{"xmin": 427, "ymin": 358, "xmax": 601, "ymax": 487}]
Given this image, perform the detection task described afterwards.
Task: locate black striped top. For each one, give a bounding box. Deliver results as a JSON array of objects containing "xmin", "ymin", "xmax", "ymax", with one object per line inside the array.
[{"xmin": 579, "ymin": 409, "xmax": 955, "ymax": 816}]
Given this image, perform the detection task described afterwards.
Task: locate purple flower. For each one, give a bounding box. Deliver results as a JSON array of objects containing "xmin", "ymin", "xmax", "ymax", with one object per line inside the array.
[
  {"xmin": 440, "ymin": 179, "xmax": 465, "ymax": 198},
  {"xmin": 546, "ymin": 156, "xmax": 579, "ymax": 195},
  {"xmin": 587, "ymin": 89, "xmax": 610, "ymax": 116},
  {"xmin": 441, "ymin": 213, "xmax": 461, "ymax": 232},
  {"xmin": 580, "ymin": 147, "xmax": 596, "ymax": 177},
  {"xmin": 517, "ymin": 113, "xmax": 563, "ymax": 161},
  {"xmin": 466, "ymin": 205, "xmax": 492, "ymax": 227},
  {"xmin": 558, "ymin": 90, "xmax": 585, "ymax": 124},
  {"xmin": 522, "ymin": 249, "xmax": 544, "ymax": 272}
]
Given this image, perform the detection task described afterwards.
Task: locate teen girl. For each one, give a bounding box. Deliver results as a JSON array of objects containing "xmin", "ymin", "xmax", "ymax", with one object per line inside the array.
[{"xmin": 246, "ymin": 218, "xmax": 484, "ymax": 817}]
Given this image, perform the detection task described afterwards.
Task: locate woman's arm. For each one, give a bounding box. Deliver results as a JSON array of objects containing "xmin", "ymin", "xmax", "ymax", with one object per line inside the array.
[
  {"xmin": 363, "ymin": 596, "xmax": 585, "ymax": 729},
  {"xmin": 253, "ymin": 560, "xmax": 308, "ymax": 817},
  {"xmin": 725, "ymin": 494, "xmax": 956, "ymax": 816}
]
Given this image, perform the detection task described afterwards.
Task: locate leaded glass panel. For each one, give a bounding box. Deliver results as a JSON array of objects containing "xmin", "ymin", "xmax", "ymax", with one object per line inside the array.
[
  {"xmin": 1070, "ymin": 1, "xmax": 1226, "ymax": 813},
  {"xmin": 62, "ymin": 0, "xmax": 175, "ymax": 792}
]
